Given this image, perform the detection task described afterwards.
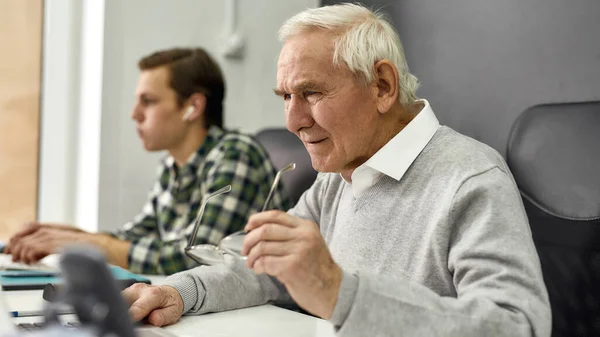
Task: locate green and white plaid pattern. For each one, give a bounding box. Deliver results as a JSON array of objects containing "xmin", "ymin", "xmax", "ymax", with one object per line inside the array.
[{"xmin": 110, "ymin": 126, "xmax": 292, "ymax": 275}]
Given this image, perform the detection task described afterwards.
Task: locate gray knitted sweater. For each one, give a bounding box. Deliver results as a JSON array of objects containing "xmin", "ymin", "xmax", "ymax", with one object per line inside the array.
[{"xmin": 167, "ymin": 126, "xmax": 551, "ymax": 337}]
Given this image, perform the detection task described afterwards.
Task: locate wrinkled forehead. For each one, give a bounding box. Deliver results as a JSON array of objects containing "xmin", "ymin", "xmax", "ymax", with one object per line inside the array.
[
  {"xmin": 276, "ymin": 32, "xmax": 337, "ymax": 87},
  {"xmin": 278, "ymin": 30, "xmax": 336, "ymax": 65}
]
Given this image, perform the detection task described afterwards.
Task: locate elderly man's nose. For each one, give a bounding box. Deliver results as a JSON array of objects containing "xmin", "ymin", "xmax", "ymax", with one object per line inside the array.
[{"xmin": 286, "ymin": 97, "xmax": 312, "ymax": 131}]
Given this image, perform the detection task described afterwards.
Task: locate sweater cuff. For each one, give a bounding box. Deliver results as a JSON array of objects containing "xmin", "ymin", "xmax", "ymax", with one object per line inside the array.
[
  {"xmin": 165, "ymin": 272, "xmax": 203, "ymax": 314},
  {"xmin": 329, "ymin": 270, "xmax": 358, "ymax": 328}
]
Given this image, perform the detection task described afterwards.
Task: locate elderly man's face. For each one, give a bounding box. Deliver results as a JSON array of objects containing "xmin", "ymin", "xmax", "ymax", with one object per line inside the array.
[{"xmin": 276, "ymin": 31, "xmax": 380, "ymax": 176}]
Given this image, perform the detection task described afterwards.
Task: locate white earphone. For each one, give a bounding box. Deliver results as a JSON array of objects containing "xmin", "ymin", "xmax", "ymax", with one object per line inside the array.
[{"xmin": 183, "ymin": 106, "xmax": 194, "ymax": 121}]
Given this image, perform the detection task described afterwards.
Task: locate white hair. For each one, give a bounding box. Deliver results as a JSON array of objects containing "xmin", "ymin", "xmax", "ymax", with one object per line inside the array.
[{"xmin": 279, "ymin": 3, "xmax": 420, "ymax": 106}]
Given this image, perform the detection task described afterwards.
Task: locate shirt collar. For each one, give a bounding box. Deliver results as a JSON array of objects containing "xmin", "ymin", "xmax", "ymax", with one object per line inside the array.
[
  {"xmin": 164, "ymin": 125, "xmax": 225, "ymax": 176},
  {"xmin": 350, "ymin": 99, "xmax": 440, "ymax": 195}
]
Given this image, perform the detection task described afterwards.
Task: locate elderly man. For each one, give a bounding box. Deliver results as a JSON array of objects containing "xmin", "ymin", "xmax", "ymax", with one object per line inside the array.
[{"xmin": 122, "ymin": 4, "xmax": 551, "ymax": 336}]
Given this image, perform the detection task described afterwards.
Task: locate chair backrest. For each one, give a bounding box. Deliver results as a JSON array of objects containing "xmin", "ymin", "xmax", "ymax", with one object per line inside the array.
[
  {"xmin": 506, "ymin": 101, "xmax": 600, "ymax": 337},
  {"xmin": 255, "ymin": 128, "xmax": 318, "ymax": 206}
]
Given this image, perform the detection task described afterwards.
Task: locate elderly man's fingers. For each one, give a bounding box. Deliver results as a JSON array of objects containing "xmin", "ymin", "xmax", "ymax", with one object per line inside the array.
[
  {"xmin": 127, "ymin": 285, "xmax": 183, "ymax": 324},
  {"xmin": 252, "ymin": 254, "xmax": 296, "ymax": 278},
  {"xmin": 144, "ymin": 286, "xmax": 184, "ymax": 326},
  {"xmin": 245, "ymin": 240, "xmax": 291, "ymax": 269},
  {"xmin": 128, "ymin": 295, "xmax": 161, "ymax": 323},
  {"xmin": 121, "ymin": 283, "xmax": 147, "ymax": 306},
  {"xmin": 146, "ymin": 306, "xmax": 181, "ymax": 327},
  {"xmin": 241, "ymin": 223, "xmax": 294, "ymax": 256},
  {"xmin": 244, "ymin": 210, "xmax": 298, "ymax": 232}
]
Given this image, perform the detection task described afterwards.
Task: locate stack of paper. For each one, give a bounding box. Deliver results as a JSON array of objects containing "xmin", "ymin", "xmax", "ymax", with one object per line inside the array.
[{"xmin": 0, "ymin": 253, "xmax": 58, "ymax": 271}]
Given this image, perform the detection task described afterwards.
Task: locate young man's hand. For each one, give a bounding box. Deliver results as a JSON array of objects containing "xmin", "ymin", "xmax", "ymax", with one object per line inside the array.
[
  {"xmin": 3, "ymin": 223, "xmax": 131, "ymax": 269},
  {"xmin": 4, "ymin": 226, "xmax": 91, "ymax": 264},
  {"xmin": 3, "ymin": 222, "xmax": 83, "ymax": 253}
]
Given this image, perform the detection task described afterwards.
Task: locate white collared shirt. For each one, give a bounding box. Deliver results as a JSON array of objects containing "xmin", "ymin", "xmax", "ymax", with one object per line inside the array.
[{"xmin": 349, "ymin": 99, "xmax": 440, "ymax": 197}]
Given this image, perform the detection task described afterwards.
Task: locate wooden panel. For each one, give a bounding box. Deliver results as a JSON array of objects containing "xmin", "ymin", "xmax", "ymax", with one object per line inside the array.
[{"xmin": 0, "ymin": 0, "xmax": 43, "ymax": 241}]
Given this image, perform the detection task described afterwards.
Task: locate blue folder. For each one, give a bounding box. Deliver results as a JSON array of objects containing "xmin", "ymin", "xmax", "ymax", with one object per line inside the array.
[{"xmin": 0, "ymin": 265, "xmax": 151, "ymax": 290}]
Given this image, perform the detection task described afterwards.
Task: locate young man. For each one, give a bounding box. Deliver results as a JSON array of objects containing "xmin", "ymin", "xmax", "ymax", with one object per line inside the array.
[
  {"xmin": 4, "ymin": 47, "xmax": 292, "ymax": 275},
  {"xmin": 121, "ymin": 4, "xmax": 551, "ymax": 337}
]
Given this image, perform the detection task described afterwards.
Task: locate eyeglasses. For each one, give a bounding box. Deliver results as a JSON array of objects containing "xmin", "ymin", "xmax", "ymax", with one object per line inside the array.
[{"xmin": 185, "ymin": 162, "xmax": 296, "ymax": 265}]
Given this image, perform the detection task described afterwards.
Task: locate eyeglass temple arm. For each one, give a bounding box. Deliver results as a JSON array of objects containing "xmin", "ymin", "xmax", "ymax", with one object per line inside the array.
[
  {"xmin": 261, "ymin": 162, "xmax": 296, "ymax": 212},
  {"xmin": 187, "ymin": 185, "xmax": 232, "ymax": 247}
]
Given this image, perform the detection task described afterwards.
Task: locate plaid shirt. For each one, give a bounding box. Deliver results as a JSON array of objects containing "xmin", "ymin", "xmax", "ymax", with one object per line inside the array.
[{"xmin": 111, "ymin": 126, "xmax": 292, "ymax": 275}]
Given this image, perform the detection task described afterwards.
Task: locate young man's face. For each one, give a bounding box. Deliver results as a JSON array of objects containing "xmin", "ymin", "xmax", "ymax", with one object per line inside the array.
[{"xmin": 131, "ymin": 66, "xmax": 189, "ymax": 152}]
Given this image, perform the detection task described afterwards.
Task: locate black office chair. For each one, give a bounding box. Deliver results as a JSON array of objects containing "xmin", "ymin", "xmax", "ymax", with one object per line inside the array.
[
  {"xmin": 507, "ymin": 101, "xmax": 600, "ymax": 337},
  {"xmin": 255, "ymin": 128, "xmax": 318, "ymax": 206}
]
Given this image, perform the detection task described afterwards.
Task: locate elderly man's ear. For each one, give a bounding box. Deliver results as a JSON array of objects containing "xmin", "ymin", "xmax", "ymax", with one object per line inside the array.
[{"xmin": 373, "ymin": 60, "xmax": 400, "ymax": 114}]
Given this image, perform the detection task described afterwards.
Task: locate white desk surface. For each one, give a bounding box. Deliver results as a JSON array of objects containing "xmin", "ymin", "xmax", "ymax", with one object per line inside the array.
[{"xmin": 6, "ymin": 275, "xmax": 337, "ymax": 337}]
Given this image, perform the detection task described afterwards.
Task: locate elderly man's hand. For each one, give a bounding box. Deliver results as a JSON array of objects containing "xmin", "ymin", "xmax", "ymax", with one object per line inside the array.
[
  {"xmin": 242, "ymin": 210, "xmax": 342, "ymax": 319},
  {"xmin": 122, "ymin": 283, "xmax": 184, "ymax": 327}
]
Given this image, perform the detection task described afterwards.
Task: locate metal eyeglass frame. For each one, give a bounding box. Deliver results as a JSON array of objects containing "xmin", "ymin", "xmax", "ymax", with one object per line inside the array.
[{"xmin": 184, "ymin": 162, "xmax": 296, "ymax": 265}]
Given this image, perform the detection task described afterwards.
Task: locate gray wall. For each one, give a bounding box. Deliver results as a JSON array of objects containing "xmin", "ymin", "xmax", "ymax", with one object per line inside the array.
[
  {"xmin": 96, "ymin": 0, "xmax": 318, "ymax": 231},
  {"xmin": 323, "ymin": 0, "xmax": 600, "ymax": 153},
  {"xmin": 38, "ymin": 0, "xmax": 319, "ymax": 230}
]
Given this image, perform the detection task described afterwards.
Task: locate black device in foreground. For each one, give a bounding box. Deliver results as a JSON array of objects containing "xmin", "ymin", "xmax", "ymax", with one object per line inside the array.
[
  {"xmin": 51, "ymin": 246, "xmax": 136, "ymax": 337},
  {"xmin": 42, "ymin": 278, "xmax": 140, "ymax": 303}
]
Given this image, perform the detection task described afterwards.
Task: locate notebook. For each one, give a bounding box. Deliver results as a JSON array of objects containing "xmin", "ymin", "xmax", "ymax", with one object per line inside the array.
[
  {"xmin": 0, "ymin": 253, "xmax": 58, "ymax": 272},
  {"xmin": 0, "ymin": 257, "xmax": 150, "ymax": 291}
]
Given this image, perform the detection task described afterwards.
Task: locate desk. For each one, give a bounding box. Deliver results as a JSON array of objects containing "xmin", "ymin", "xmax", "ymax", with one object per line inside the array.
[{"xmin": 6, "ymin": 275, "xmax": 336, "ymax": 337}]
